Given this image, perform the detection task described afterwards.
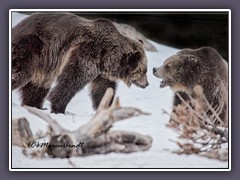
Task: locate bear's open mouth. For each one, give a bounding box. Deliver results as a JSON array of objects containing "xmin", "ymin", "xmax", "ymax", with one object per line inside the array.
[{"xmin": 160, "ymin": 79, "xmax": 168, "ymax": 88}]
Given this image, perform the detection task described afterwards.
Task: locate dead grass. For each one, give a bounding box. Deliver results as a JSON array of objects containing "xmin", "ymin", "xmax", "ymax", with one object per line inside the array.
[{"xmin": 166, "ymin": 85, "xmax": 228, "ymax": 161}]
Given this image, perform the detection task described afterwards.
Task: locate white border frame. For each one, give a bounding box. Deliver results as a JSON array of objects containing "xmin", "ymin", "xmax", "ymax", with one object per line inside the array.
[{"xmin": 9, "ymin": 9, "xmax": 231, "ymax": 171}]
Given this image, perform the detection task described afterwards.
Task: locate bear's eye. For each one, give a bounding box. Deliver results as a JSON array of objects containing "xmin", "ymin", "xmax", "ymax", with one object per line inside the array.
[
  {"xmin": 176, "ymin": 66, "xmax": 182, "ymax": 72},
  {"xmin": 138, "ymin": 39, "xmax": 144, "ymax": 45}
]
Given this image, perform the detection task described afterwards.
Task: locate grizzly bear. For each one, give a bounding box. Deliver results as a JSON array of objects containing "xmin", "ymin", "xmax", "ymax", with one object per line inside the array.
[
  {"xmin": 12, "ymin": 13, "xmax": 148, "ymax": 114},
  {"xmin": 153, "ymin": 47, "xmax": 228, "ymax": 124}
]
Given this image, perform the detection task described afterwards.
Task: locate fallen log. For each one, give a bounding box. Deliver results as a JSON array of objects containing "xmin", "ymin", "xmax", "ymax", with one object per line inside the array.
[
  {"xmin": 12, "ymin": 117, "xmax": 34, "ymax": 148},
  {"xmin": 13, "ymin": 88, "xmax": 152, "ymax": 158}
]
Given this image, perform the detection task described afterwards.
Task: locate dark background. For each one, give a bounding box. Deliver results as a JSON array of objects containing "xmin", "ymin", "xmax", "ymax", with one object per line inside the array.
[
  {"xmin": 76, "ymin": 12, "xmax": 229, "ymax": 61},
  {"xmin": 22, "ymin": 11, "xmax": 229, "ymax": 61}
]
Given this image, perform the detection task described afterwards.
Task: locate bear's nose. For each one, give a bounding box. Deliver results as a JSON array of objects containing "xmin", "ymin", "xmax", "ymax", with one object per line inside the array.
[{"xmin": 153, "ymin": 68, "xmax": 157, "ymax": 73}]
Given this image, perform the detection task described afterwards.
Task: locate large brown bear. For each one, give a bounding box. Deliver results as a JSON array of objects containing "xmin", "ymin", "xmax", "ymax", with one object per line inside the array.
[
  {"xmin": 12, "ymin": 13, "xmax": 148, "ymax": 114},
  {"xmin": 153, "ymin": 47, "xmax": 228, "ymax": 124}
]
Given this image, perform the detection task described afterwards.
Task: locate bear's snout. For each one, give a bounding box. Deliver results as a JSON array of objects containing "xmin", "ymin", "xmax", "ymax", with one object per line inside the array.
[
  {"xmin": 133, "ymin": 75, "xmax": 149, "ymax": 89},
  {"xmin": 138, "ymin": 80, "xmax": 149, "ymax": 89},
  {"xmin": 153, "ymin": 67, "xmax": 161, "ymax": 78},
  {"xmin": 142, "ymin": 81, "xmax": 149, "ymax": 88},
  {"xmin": 153, "ymin": 67, "xmax": 157, "ymax": 73}
]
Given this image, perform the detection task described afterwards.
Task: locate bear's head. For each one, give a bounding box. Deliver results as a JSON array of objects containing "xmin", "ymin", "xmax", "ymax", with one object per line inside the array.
[
  {"xmin": 115, "ymin": 39, "xmax": 148, "ymax": 89},
  {"xmin": 153, "ymin": 51, "xmax": 198, "ymax": 93},
  {"xmin": 95, "ymin": 19, "xmax": 149, "ymax": 89},
  {"xmin": 122, "ymin": 48, "xmax": 149, "ymax": 89},
  {"xmin": 153, "ymin": 47, "xmax": 227, "ymax": 93}
]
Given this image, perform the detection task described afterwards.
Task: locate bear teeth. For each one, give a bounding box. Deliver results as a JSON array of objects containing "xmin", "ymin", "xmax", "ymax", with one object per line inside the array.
[{"xmin": 160, "ymin": 79, "xmax": 167, "ymax": 88}]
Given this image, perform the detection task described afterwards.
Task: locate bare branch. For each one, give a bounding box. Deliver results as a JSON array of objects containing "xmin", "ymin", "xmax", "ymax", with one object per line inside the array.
[
  {"xmin": 96, "ymin": 87, "xmax": 114, "ymax": 112},
  {"xmin": 14, "ymin": 88, "xmax": 152, "ymax": 158},
  {"xmin": 24, "ymin": 105, "xmax": 66, "ymax": 135},
  {"xmin": 167, "ymin": 85, "xmax": 228, "ymax": 162}
]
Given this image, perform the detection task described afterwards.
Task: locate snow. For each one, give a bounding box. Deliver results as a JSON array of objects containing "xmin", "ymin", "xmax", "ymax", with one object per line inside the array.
[{"xmin": 10, "ymin": 12, "xmax": 228, "ymax": 169}]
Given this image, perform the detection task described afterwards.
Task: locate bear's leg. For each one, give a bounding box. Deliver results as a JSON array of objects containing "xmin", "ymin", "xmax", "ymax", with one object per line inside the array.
[
  {"xmin": 49, "ymin": 64, "xmax": 95, "ymax": 114},
  {"xmin": 173, "ymin": 91, "xmax": 191, "ymax": 106},
  {"xmin": 90, "ymin": 76, "xmax": 117, "ymax": 110},
  {"xmin": 20, "ymin": 82, "xmax": 50, "ymax": 109},
  {"xmin": 170, "ymin": 91, "xmax": 191, "ymax": 123},
  {"xmin": 49, "ymin": 44, "xmax": 100, "ymax": 114}
]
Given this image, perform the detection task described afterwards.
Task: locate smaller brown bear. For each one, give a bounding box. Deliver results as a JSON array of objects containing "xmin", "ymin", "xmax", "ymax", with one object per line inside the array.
[
  {"xmin": 12, "ymin": 13, "xmax": 149, "ymax": 114},
  {"xmin": 153, "ymin": 47, "xmax": 228, "ymax": 124}
]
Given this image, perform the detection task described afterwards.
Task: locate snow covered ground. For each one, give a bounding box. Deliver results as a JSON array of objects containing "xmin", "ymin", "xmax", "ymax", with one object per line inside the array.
[{"xmin": 10, "ymin": 12, "xmax": 228, "ymax": 169}]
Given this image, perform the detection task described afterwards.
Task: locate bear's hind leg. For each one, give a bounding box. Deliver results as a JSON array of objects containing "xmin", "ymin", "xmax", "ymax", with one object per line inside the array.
[
  {"xmin": 90, "ymin": 76, "xmax": 117, "ymax": 110},
  {"xmin": 20, "ymin": 82, "xmax": 50, "ymax": 109}
]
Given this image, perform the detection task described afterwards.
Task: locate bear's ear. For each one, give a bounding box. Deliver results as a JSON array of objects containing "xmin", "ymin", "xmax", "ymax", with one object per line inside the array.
[
  {"xmin": 196, "ymin": 46, "xmax": 217, "ymax": 59},
  {"xmin": 138, "ymin": 39, "xmax": 144, "ymax": 45},
  {"xmin": 127, "ymin": 51, "xmax": 142, "ymax": 68},
  {"xmin": 134, "ymin": 51, "xmax": 142, "ymax": 60}
]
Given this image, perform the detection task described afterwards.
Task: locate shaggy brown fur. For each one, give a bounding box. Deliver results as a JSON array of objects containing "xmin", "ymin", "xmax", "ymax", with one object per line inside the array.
[
  {"xmin": 153, "ymin": 47, "xmax": 228, "ymax": 123},
  {"xmin": 12, "ymin": 13, "xmax": 148, "ymax": 114}
]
